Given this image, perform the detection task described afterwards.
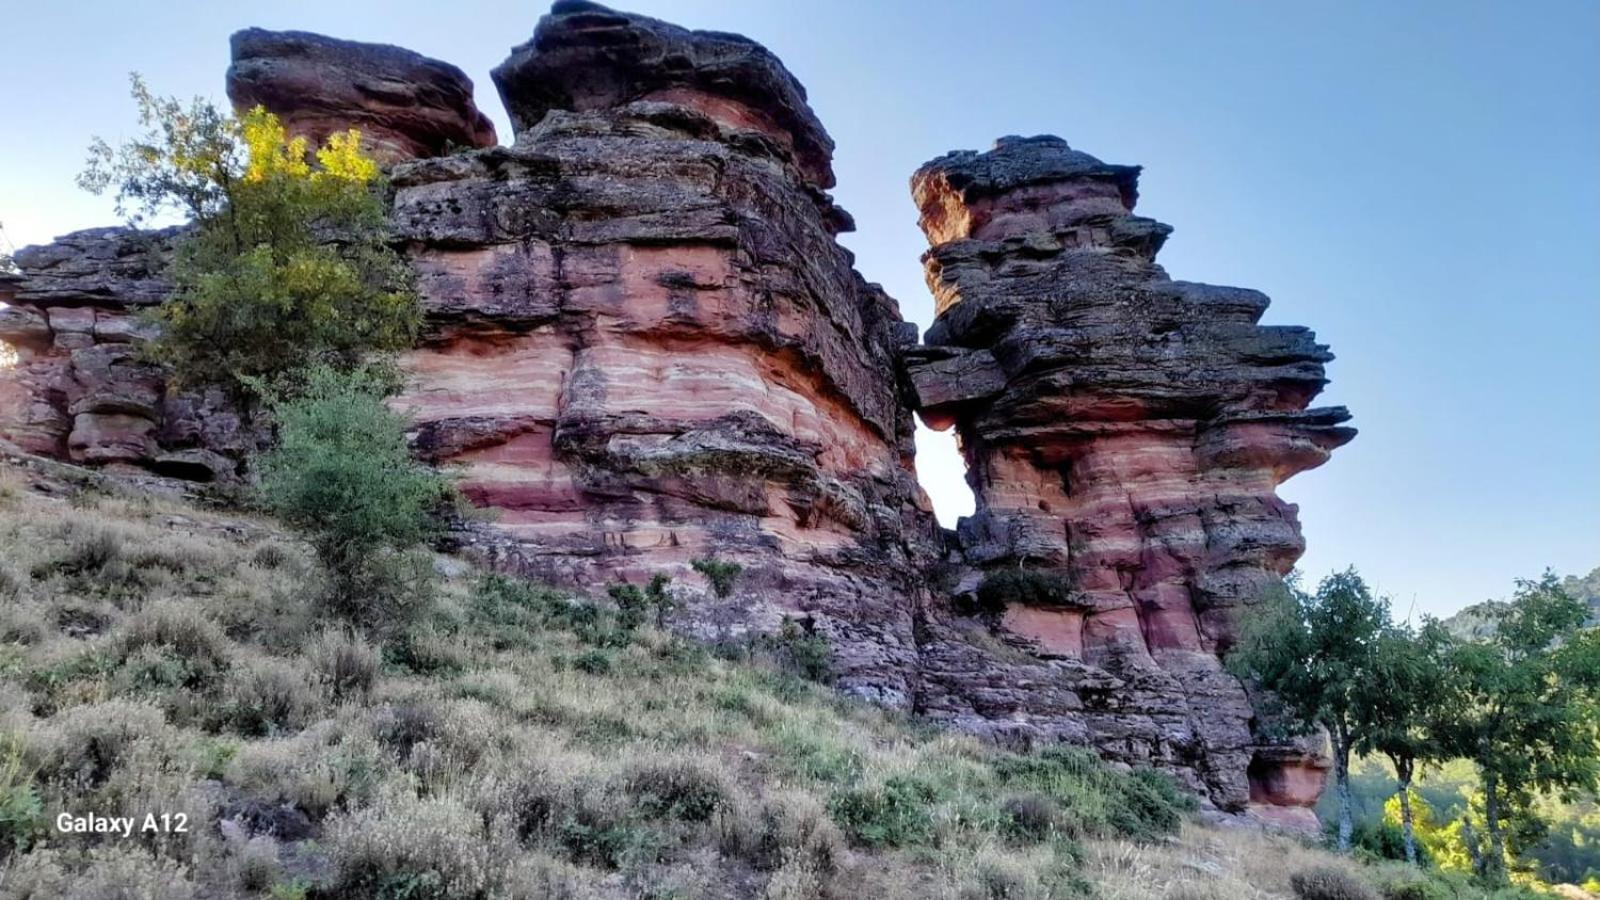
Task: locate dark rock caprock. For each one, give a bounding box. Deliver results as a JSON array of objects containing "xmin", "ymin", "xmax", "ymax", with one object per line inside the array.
[
  {"xmin": 902, "ymin": 135, "xmax": 1353, "ymax": 826},
  {"xmin": 227, "ymin": 28, "xmax": 498, "ymax": 162},
  {"xmin": 491, "ymin": 0, "xmax": 836, "ymax": 188}
]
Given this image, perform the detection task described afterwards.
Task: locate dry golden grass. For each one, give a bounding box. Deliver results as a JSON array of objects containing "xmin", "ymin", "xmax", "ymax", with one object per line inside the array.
[{"xmin": 0, "ymin": 461, "xmax": 1464, "ymax": 899}]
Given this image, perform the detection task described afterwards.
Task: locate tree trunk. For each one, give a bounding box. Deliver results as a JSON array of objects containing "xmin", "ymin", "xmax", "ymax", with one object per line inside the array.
[
  {"xmin": 1335, "ymin": 734, "xmax": 1354, "ymax": 853},
  {"xmin": 1483, "ymin": 769, "xmax": 1507, "ymax": 883},
  {"xmin": 1398, "ymin": 774, "xmax": 1418, "ymax": 865}
]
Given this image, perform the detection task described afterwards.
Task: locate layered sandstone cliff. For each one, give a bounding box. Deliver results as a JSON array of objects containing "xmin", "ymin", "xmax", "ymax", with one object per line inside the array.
[
  {"xmin": 0, "ymin": 2, "xmax": 1354, "ymax": 825},
  {"xmin": 0, "ymin": 228, "xmax": 253, "ymax": 481},
  {"xmin": 382, "ymin": 1, "xmax": 940, "ymax": 705},
  {"xmin": 902, "ymin": 135, "xmax": 1353, "ymax": 824}
]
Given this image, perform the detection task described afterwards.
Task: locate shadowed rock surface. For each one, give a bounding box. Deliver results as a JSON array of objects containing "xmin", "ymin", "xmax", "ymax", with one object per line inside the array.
[
  {"xmin": 0, "ymin": 228, "xmax": 253, "ymax": 481},
  {"xmin": 227, "ymin": 28, "xmax": 498, "ymax": 163},
  {"xmin": 902, "ymin": 135, "xmax": 1353, "ymax": 825}
]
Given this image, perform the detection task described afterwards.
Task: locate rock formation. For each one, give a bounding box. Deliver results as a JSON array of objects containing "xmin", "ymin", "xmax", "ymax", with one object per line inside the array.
[
  {"xmin": 0, "ymin": 3, "xmax": 1355, "ymax": 826},
  {"xmin": 0, "ymin": 228, "xmax": 252, "ymax": 481},
  {"xmin": 386, "ymin": 0, "xmax": 939, "ymax": 706},
  {"xmin": 901, "ymin": 135, "xmax": 1353, "ymax": 826},
  {"xmin": 227, "ymin": 28, "xmax": 497, "ymax": 163}
]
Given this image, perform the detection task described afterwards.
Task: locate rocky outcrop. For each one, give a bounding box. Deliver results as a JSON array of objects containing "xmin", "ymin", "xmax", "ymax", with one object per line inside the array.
[
  {"xmin": 901, "ymin": 135, "xmax": 1353, "ymax": 825},
  {"xmin": 491, "ymin": 0, "xmax": 835, "ymax": 189},
  {"xmin": 387, "ymin": 1, "xmax": 939, "ymax": 705},
  {"xmin": 0, "ymin": 3, "xmax": 1354, "ymax": 827},
  {"xmin": 227, "ymin": 28, "xmax": 497, "ymax": 163},
  {"xmin": 0, "ymin": 228, "xmax": 251, "ymax": 481}
]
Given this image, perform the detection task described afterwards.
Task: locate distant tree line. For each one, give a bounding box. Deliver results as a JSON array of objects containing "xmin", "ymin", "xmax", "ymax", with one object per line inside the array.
[{"xmin": 1230, "ymin": 568, "xmax": 1600, "ymax": 888}]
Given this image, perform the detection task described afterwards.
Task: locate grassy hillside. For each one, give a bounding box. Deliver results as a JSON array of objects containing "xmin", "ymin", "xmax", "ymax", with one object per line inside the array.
[
  {"xmin": 0, "ymin": 459, "xmax": 1527, "ymax": 899},
  {"xmin": 1443, "ymin": 568, "xmax": 1600, "ymax": 641}
]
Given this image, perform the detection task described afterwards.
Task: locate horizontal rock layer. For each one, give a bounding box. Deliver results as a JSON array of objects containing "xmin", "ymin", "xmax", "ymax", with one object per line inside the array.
[
  {"xmin": 903, "ymin": 135, "xmax": 1353, "ymax": 820},
  {"xmin": 0, "ymin": 228, "xmax": 252, "ymax": 481},
  {"xmin": 0, "ymin": 4, "xmax": 1353, "ymax": 826},
  {"xmin": 387, "ymin": 2, "xmax": 938, "ymax": 705}
]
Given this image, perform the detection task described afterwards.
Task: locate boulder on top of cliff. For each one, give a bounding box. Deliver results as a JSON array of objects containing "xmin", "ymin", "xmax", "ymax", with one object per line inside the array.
[
  {"xmin": 227, "ymin": 28, "xmax": 498, "ymax": 163},
  {"xmin": 491, "ymin": 0, "xmax": 837, "ymax": 189}
]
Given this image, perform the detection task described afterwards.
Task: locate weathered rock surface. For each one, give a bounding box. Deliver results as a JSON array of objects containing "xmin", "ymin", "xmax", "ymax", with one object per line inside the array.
[
  {"xmin": 227, "ymin": 28, "xmax": 497, "ymax": 163},
  {"xmin": 492, "ymin": 0, "xmax": 836, "ymax": 189},
  {"xmin": 388, "ymin": 1, "xmax": 939, "ymax": 705},
  {"xmin": 0, "ymin": 4, "xmax": 1354, "ymax": 826},
  {"xmin": 0, "ymin": 228, "xmax": 251, "ymax": 481},
  {"xmin": 902, "ymin": 135, "xmax": 1353, "ymax": 824}
]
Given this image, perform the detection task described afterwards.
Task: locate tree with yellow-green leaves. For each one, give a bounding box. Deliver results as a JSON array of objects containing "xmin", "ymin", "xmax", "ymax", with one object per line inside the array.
[{"xmin": 79, "ymin": 75, "xmax": 421, "ymax": 403}]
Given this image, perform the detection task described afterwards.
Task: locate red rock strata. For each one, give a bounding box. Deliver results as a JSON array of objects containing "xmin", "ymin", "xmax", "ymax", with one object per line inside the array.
[
  {"xmin": 0, "ymin": 228, "xmax": 252, "ymax": 480},
  {"xmin": 0, "ymin": 4, "xmax": 1357, "ymax": 825},
  {"xmin": 901, "ymin": 135, "xmax": 1353, "ymax": 824},
  {"xmin": 387, "ymin": 1, "xmax": 939, "ymax": 706}
]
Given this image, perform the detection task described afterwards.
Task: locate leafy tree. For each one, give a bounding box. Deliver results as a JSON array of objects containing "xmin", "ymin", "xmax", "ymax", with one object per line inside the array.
[
  {"xmin": 1227, "ymin": 568, "xmax": 1391, "ymax": 853},
  {"xmin": 254, "ymin": 366, "xmax": 455, "ymax": 626},
  {"xmin": 1352, "ymin": 619, "xmax": 1453, "ymax": 864},
  {"xmin": 646, "ymin": 573, "xmax": 674, "ymax": 629},
  {"xmin": 79, "ymin": 75, "xmax": 420, "ymax": 402},
  {"xmin": 608, "ymin": 583, "xmax": 647, "ymax": 633},
  {"xmin": 1432, "ymin": 573, "xmax": 1600, "ymax": 884},
  {"xmin": 692, "ymin": 558, "xmax": 743, "ymax": 599}
]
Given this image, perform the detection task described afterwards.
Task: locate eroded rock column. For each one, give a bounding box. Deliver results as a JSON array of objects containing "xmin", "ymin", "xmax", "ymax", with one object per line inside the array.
[{"xmin": 903, "ymin": 135, "xmax": 1353, "ymax": 822}]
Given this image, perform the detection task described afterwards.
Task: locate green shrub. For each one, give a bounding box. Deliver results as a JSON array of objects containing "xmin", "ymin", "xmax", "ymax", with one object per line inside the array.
[
  {"xmin": 216, "ymin": 656, "xmax": 318, "ymax": 736},
  {"xmin": 81, "ymin": 79, "xmax": 420, "ymax": 401},
  {"xmin": 692, "ymin": 558, "xmax": 743, "ymax": 598},
  {"xmin": 1290, "ymin": 866, "xmax": 1379, "ymax": 900},
  {"xmin": 0, "ymin": 736, "xmax": 43, "ymax": 855},
  {"xmin": 571, "ymin": 650, "xmax": 613, "ymax": 676},
  {"xmin": 646, "ymin": 573, "xmax": 674, "ymax": 628},
  {"xmin": 827, "ymin": 775, "xmax": 939, "ymax": 849},
  {"xmin": 608, "ymin": 583, "xmax": 647, "ymax": 633},
  {"xmin": 769, "ymin": 617, "xmax": 832, "ymax": 683},
  {"xmin": 305, "ymin": 628, "xmax": 380, "ymax": 702},
  {"xmin": 112, "ymin": 604, "xmax": 233, "ymax": 690},
  {"xmin": 990, "ymin": 746, "xmax": 1192, "ymax": 841},
  {"xmin": 324, "ymin": 794, "xmax": 495, "ymax": 899},
  {"xmin": 254, "ymin": 366, "xmax": 454, "ymax": 627},
  {"xmin": 1000, "ymin": 791, "xmax": 1061, "ymax": 843},
  {"xmin": 975, "ymin": 568, "xmax": 1079, "ymax": 613},
  {"xmin": 621, "ymin": 758, "xmax": 732, "ymax": 823}
]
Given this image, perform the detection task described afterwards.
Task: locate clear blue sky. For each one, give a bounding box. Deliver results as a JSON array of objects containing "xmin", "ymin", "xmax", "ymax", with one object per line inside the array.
[{"xmin": 2, "ymin": 1, "xmax": 1595, "ymax": 619}]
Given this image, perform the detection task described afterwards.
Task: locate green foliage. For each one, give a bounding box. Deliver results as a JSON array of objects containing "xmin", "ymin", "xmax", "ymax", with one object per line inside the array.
[
  {"xmin": 607, "ymin": 584, "xmax": 647, "ymax": 634},
  {"xmin": 79, "ymin": 76, "xmax": 420, "ymax": 400},
  {"xmin": 1228, "ymin": 569, "xmax": 1394, "ymax": 852},
  {"xmin": 828, "ymin": 775, "xmax": 940, "ymax": 849},
  {"xmin": 1430, "ymin": 572, "xmax": 1600, "ymax": 883},
  {"xmin": 768, "ymin": 617, "xmax": 833, "ymax": 683},
  {"xmin": 974, "ymin": 568, "xmax": 1078, "ymax": 613},
  {"xmin": 621, "ymin": 759, "xmax": 730, "ymax": 823},
  {"xmin": 645, "ymin": 573, "xmax": 674, "ymax": 629},
  {"xmin": 990, "ymin": 746, "xmax": 1194, "ymax": 842},
  {"xmin": 1289, "ymin": 866, "xmax": 1379, "ymax": 900},
  {"xmin": 254, "ymin": 366, "xmax": 453, "ymax": 627},
  {"xmin": 691, "ymin": 558, "xmax": 742, "ymax": 598},
  {"xmin": 0, "ymin": 736, "xmax": 43, "ymax": 856}
]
